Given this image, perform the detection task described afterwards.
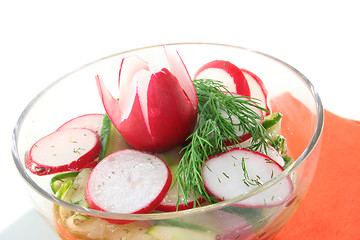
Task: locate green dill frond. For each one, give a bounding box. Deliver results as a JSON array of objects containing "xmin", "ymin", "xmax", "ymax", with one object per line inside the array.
[{"xmin": 174, "ymin": 78, "xmax": 271, "ymax": 206}]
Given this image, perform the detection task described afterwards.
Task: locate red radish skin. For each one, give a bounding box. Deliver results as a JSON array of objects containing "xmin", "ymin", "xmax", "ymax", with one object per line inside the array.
[
  {"xmin": 85, "ymin": 149, "xmax": 171, "ymax": 224},
  {"xmin": 202, "ymin": 148, "xmax": 293, "ymax": 208},
  {"xmin": 194, "ymin": 60, "xmax": 251, "ymax": 96},
  {"xmin": 57, "ymin": 113, "xmax": 104, "ymax": 135},
  {"xmin": 96, "ymin": 47, "xmax": 198, "ymax": 153},
  {"xmin": 240, "ymin": 69, "xmax": 270, "ymax": 114},
  {"xmin": 119, "ymin": 68, "xmax": 197, "ymax": 152},
  {"xmin": 26, "ymin": 128, "xmax": 100, "ymax": 176}
]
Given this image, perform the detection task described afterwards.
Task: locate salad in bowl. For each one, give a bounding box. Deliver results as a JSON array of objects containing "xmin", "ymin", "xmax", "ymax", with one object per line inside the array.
[{"xmin": 12, "ymin": 43, "xmax": 323, "ymax": 240}]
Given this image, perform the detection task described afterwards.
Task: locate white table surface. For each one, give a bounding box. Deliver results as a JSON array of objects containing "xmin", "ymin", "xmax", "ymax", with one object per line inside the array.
[{"xmin": 1, "ymin": 1, "xmax": 359, "ymax": 239}]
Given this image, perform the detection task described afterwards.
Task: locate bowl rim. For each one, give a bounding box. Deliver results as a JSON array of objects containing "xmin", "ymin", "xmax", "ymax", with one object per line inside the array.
[{"xmin": 11, "ymin": 42, "xmax": 324, "ymax": 221}]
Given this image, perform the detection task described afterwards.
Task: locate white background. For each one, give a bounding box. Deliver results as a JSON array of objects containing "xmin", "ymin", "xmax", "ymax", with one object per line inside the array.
[{"xmin": 1, "ymin": 0, "xmax": 359, "ymax": 239}]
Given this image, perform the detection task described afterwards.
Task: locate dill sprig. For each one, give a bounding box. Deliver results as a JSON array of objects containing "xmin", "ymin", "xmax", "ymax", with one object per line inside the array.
[{"xmin": 175, "ymin": 78, "xmax": 271, "ymax": 206}]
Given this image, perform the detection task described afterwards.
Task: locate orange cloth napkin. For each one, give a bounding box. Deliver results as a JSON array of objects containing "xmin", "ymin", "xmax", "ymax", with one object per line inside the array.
[{"xmin": 275, "ymin": 110, "xmax": 360, "ymax": 240}]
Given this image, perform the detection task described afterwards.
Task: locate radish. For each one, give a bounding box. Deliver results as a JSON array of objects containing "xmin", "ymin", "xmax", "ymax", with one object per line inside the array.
[
  {"xmin": 202, "ymin": 148, "xmax": 293, "ymax": 208},
  {"xmin": 221, "ymin": 92, "xmax": 264, "ymax": 144},
  {"xmin": 57, "ymin": 113, "xmax": 104, "ymax": 136},
  {"xmin": 240, "ymin": 69, "xmax": 270, "ymax": 114},
  {"xmin": 228, "ymin": 139, "xmax": 286, "ymax": 167},
  {"xmin": 194, "ymin": 60, "xmax": 250, "ymax": 96},
  {"xmin": 85, "ymin": 149, "xmax": 171, "ymax": 224},
  {"xmin": 96, "ymin": 46, "xmax": 198, "ymax": 153},
  {"xmin": 26, "ymin": 128, "xmax": 101, "ymax": 176}
]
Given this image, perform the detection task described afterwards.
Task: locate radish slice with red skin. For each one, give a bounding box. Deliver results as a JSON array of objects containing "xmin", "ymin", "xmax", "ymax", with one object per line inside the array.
[
  {"xmin": 240, "ymin": 69, "xmax": 270, "ymax": 114},
  {"xmin": 228, "ymin": 139, "xmax": 286, "ymax": 167},
  {"xmin": 57, "ymin": 114, "xmax": 105, "ymax": 136},
  {"xmin": 85, "ymin": 149, "xmax": 171, "ymax": 224},
  {"xmin": 194, "ymin": 60, "xmax": 251, "ymax": 97},
  {"xmin": 26, "ymin": 128, "xmax": 101, "ymax": 176},
  {"xmin": 202, "ymin": 148, "xmax": 293, "ymax": 208}
]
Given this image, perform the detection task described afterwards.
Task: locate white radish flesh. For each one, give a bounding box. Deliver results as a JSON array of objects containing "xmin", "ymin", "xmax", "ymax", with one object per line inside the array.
[
  {"xmin": 26, "ymin": 128, "xmax": 100, "ymax": 176},
  {"xmin": 57, "ymin": 113, "xmax": 104, "ymax": 136},
  {"xmin": 229, "ymin": 139, "xmax": 286, "ymax": 167},
  {"xmin": 85, "ymin": 149, "xmax": 171, "ymax": 223},
  {"xmin": 202, "ymin": 148, "xmax": 293, "ymax": 208}
]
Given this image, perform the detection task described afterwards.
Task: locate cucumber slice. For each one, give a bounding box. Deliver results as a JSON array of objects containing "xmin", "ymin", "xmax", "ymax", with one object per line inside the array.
[
  {"xmin": 146, "ymin": 225, "xmax": 216, "ymax": 240},
  {"xmin": 99, "ymin": 114, "xmax": 131, "ymax": 161},
  {"xmin": 262, "ymin": 112, "xmax": 282, "ymax": 129},
  {"xmin": 99, "ymin": 114, "xmax": 112, "ymax": 161},
  {"xmin": 55, "ymin": 180, "xmax": 73, "ymax": 199},
  {"xmin": 50, "ymin": 171, "xmax": 80, "ymax": 193},
  {"xmin": 62, "ymin": 168, "xmax": 92, "ymax": 208},
  {"xmin": 263, "ymin": 112, "xmax": 282, "ymax": 141}
]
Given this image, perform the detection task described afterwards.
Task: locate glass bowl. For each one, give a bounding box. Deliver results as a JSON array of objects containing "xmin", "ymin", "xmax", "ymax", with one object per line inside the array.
[{"xmin": 12, "ymin": 43, "xmax": 324, "ymax": 240}]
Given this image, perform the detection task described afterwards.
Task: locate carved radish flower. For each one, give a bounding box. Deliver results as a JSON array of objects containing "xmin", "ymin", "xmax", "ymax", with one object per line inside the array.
[{"xmin": 96, "ymin": 46, "xmax": 198, "ymax": 152}]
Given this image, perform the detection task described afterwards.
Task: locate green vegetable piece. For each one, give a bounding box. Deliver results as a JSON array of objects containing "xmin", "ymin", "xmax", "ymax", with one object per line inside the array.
[
  {"xmin": 158, "ymin": 219, "xmax": 219, "ymax": 233},
  {"xmin": 262, "ymin": 112, "xmax": 282, "ymax": 129},
  {"xmin": 50, "ymin": 171, "xmax": 80, "ymax": 193},
  {"xmin": 282, "ymin": 155, "xmax": 292, "ymax": 169},
  {"xmin": 99, "ymin": 114, "xmax": 112, "ymax": 161},
  {"xmin": 98, "ymin": 114, "xmax": 131, "ymax": 162},
  {"xmin": 55, "ymin": 180, "xmax": 73, "ymax": 199},
  {"xmin": 146, "ymin": 225, "xmax": 216, "ymax": 240},
  {"xmin": 62, "ymin": 168, "xmax": 92, "ymax": 208}
]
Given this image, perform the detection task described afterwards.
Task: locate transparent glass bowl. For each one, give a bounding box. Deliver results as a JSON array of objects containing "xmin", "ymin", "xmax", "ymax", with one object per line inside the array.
[{"xmin": 12, "ymin": 43, "xmax": 324, "ymax": 240}]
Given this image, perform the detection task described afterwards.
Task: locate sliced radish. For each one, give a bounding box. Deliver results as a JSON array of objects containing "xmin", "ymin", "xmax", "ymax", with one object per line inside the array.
[
  {"xmin": 221, "ymin": 93, "xmax": 264, "ymax": 145},
  {"xmin": 228, "ymin": 139, "xmax": 286, "ymax": 167},
  {"xmin": 85, "ymin": 149, "xmax": 171, "ymax": 224},
  {"xmin": 194, "ymin": 60, "xmax": 250, "ymax": 96},
  {"xmin": 202, "ymin": 148, "xmax": 293, "ymax": 208},
  {"xmin": 96, "ymin": 47, "xmax": 197, "ymax": 152},
  {"xmin": 240, "ymin": 69, "xmax": 270, "ymax": 114},
  {"xmin": 57, "ymin": 114, "xmax": 104, "ymax": 135},
  {"xmin": 26, "ymin": 128, "xmax": 101, "ymax": 176}
]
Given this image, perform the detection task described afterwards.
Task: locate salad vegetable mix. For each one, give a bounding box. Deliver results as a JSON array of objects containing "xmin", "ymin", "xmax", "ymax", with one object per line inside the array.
[{"xmin": 26, "ymin": 46, "xmax": 293, "ymax": 240}]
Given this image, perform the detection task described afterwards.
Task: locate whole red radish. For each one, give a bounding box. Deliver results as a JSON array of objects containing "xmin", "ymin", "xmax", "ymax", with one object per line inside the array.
[
  {"xmin": 85, "ymin": 149, "xmax": 171, "ymax": 224},
  {"xmin": 26, "ymin": 128, "xmax": 100, "ymax": 176},
  {"xmin": 194, "ymin": 60, "xmax": 250, "ymax": 96},
  {"xmin": 96, "ymin": 46, "xmax": 198, "ymax": 152}
]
